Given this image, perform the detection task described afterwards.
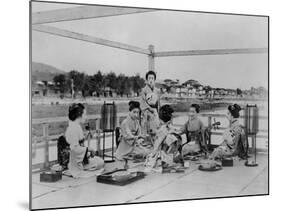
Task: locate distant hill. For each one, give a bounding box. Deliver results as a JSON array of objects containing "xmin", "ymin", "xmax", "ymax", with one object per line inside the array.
[{"xmin": 32, "ymin": 62, "xmax": 66, "ymax": 82}]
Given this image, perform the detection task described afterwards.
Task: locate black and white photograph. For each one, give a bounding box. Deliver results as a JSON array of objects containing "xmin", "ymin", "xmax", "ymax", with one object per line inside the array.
[{"xmin": 30, "ymin": 1, "xmax": 269, "ymax": 210}]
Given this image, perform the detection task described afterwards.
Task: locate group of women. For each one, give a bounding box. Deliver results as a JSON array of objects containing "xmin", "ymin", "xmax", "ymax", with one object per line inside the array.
[{"xmin": 64, "ymin": 70, "xmax": 247, "ymax": 178}]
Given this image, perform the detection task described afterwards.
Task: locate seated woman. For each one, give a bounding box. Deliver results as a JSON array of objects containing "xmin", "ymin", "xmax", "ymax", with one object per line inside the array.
[
  {"xmin": 115, "ymin": 101, "xmax": 151, "ymax": 160},
  {"xmin": 65, "ymin": 103, "xmax": 104, "ymax": 178},
  {"xmin": 145, "ymin": 105, "xmax": 183, "ymax": 171},
  {"xmin": 178, "ymin": 104, "xmax": 206, "ymax": 156},
  {"xmin": 210, "ymin": 104, "xmax": 248, "ymax": 160}
]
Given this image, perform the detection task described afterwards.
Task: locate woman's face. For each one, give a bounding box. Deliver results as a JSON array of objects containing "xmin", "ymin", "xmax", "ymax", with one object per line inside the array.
[
  {"xmin": 226, "ymin": 110, "xmax": 233, "ymax": 121},
  {"xmin": 188, "ymin": 107, "xmax": 197, "ymax": 119},
  {"xmin": 147, "ymin": 74, "xmax": 155, "ymax": 87},
  {"xmin": 130, "ymin": 108, "xmax": 140, "ymax": 120},
  {"xmin": 80, "ymin": 109, "xmax": 87, "ymax": 123},
  {"xmin": 169, "ymin": 115, "xmax": 174, "ymax": 123}
]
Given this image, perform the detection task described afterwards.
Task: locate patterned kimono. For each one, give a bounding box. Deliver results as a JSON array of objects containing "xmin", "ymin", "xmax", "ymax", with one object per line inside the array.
[
  {"xmin": 115, "ymin": 114, "xmax": 151, "ymax": 160},
  {"xmin": 179, "ymin": 117, "xmax": 205, "ymax": 155},
  {"xmin": 65, "ymin": 121, "xmax": 104, "ymax": 178},
  {"xmin": 144, "ymin": 122, "xmax": 182, "ymax": 170},
  {"xmin": 57, "ymin": 135, "xmax": 70, "ymax": 171},
  {"xmin": 140, "ymin": 84, "xmax": 160, "ymax": 136},
  {"xmin": 211, "ymin": 119, "xmax": 246, "ymax": 159}
]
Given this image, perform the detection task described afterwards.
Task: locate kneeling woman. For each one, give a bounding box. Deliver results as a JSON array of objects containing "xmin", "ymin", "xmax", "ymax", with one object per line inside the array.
[
  {"xmin": 65, "ymin": 103, "xmax": 104, "ymax": 178},
  {"xmin": 210, "ymin": 104, "xmax": 247, "ymax": 159},
  {"xmin": 145, "ymin": 105, "xmax": 182, "ymax": 170},
  {"xmin": 179, "ymin": 104, "xmax": 206, "ymax": 156},
  {"xmin": 115, "ymin": 101, "xmax": 151, "ymax": 160}
]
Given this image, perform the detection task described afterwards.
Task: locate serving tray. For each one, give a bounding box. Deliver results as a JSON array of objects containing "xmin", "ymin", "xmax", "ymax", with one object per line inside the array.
[
  {"xmin": 96, "ymin": 169, "xmax": 146, "ymax": 186},
  {"xmin": 198, "ymin": 164, "xmax": 222, "ymax": 172}
]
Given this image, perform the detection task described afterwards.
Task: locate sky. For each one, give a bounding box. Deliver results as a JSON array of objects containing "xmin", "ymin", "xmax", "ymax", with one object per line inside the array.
[{"xmin": 31, "ymin": 2, "xmax": 268, "ymax": 90}]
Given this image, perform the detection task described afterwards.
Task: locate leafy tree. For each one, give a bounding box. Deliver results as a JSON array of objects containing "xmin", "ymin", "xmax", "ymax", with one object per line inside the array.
[
  {"xmin": 236, "ymin": 88, "xmax": 243, "ymax": 97},
  {"xmin": 92, "ymin": 70, "xmax": 104, "ymax": 96},
  {"xmin": 131, "ymin": 74, "xmax": 145, "ymax": 96},
  {"xmin": 81, "ymin": 75, "xmax": 91, "ymax": 97},
  {"xmin": 53, "ymin": 74, "xmax": 68, "ymax": 97},
  {"xmin": 86, "ymin": 75, "xmax": 97, "ymax": 96},
  {"xmin": 105, "ymin": 72, "xmax": 118, "ymax": 90},
  {"xmin": 52, "ymin": 70, "xmax": 148, "ymax": 98},
  {"xmin": 116, "ymin": 74, "xmax": 130, "ymax": 97},
  {"xmin": 68, "ymin": 70, "xmax": 85, "ymax": 97}
]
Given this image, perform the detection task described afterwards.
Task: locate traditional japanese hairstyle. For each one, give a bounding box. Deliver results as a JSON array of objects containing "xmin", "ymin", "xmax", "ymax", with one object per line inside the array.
[
  {"xmin": 68, "ymin": 103, "xmax": 85, "ymax": 121},
  {"xmin": 159, "ymin": 104, "xmax": 174, "ymax": 123},
  {"xmin": 228, "ymin": 104, "xmax": 241, "ymax": 118},
  {"xmin": 190, "ymin": 104, "xmax": 200, "ymax": 113},
  {"xmin": 145, "ymin": 70, "xmax": 156, "ymax": 80},
  {"xmin": 128, "ymin": 101, "xmax": 140, "ymax": 111}
]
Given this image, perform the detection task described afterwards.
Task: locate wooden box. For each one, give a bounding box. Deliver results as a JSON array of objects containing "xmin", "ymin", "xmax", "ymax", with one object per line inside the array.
[
  {"xmin": 222, "ymin": 158, "xmax": 234, "ymax": 167},
  {"xmin": 40, "ymin": 171, "xmax": 62, "ymax": 182}
]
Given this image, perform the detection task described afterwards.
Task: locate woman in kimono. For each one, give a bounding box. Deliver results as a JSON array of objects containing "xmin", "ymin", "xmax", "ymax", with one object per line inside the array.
[
  {"xmin": 178, "ymin": 104, "xmax": 206, "ymax": 156},
  {"xmin": 65, "ymin": 103, "xmax": 104, "ymax": 178},
  {"xmin": 144, "ymin": 105, "xmax": 183, "ymax": 171},
  {"xmin": 140, "ymin": 70, "xmax": 160, "ymax": 136},
  {"xmin": 210, "ymin": 104, "xmax": 248, "ymax": 159},
  {"xmin": 115, "ymin": 101, "xmax": 151, "ymax": 160}
]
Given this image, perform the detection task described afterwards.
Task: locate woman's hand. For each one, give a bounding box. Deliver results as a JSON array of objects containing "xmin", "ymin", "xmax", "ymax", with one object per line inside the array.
[{"xmin": 88, "ymin": 147, "xmax": 97, "ymax": 157}]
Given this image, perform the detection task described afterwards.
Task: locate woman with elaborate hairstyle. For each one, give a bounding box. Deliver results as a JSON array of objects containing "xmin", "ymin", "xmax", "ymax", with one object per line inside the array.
[
  {"xmin": 210, "ymin": 104, "xmax": 248, "ymax": 159},
  {"xmin": 144, "ymin": 104, "xmax": 183, "ymax": 171},
  {"xmin": 65, "ymin": 103, "xmax": 104, "ymax": 178},
  {"xmin": 115, "ymin": 101, "xmax": 152, "ymax": 160},
  {"xmin": 140, "ymin": 70, "xmax": 160, "ymax": 136}
]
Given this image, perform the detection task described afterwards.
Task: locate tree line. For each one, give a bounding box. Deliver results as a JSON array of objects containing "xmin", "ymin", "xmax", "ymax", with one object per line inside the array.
[{"xmin": 53, "ymin": 70, "xmax": 145, "ymax": 98}]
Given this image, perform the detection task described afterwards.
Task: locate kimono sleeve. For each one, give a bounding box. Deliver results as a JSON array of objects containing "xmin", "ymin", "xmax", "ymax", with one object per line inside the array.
[
  {"xmin": 153, "ymin": 126, "xmax": 168, "ymax": 150},
  {"xmin": 77, "ymin": 125, "xmax": 85, "ymax": 141},
  {"xmin": 156, "ymin": 88, "xmax": 161, "ymax": 111},
  {"xmin": 140, "ymin": 87, "xmax": 151, "ymax": 111},
  {"xmin": 223, "ymin": 128, "xmax": 238, "ymax": 148},
  {"xmin": 120, "ymin": 121, "xmax": 137, "ymax": 146},
  {"xmin": 199, "ymin": 119, "xmax": 205, "ymax": 130},
  {"xmin": 178, "ymin": 121, "xmax": 188, "ymax": 135},
  {"xmin": 240, "ymin": 128, "xmax": 248, "ymax": 148}
]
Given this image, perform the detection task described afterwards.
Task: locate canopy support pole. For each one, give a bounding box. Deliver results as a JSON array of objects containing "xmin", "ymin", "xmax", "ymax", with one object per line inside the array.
[{"xmin": 148, "ymin": 45, "xmax": 155, "ymax": 71}]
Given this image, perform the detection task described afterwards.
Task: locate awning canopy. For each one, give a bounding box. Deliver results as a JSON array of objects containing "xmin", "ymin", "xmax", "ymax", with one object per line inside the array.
[{"xmin": 32, "ymin": 4, "xmax": 268, "ymax": 72}]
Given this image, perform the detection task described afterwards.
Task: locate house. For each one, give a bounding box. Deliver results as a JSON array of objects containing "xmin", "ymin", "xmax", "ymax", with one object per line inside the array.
[
  {"xmin": 187, "ymin": 87, "xmax": 197, "ymax": 97},
  {"xmin": 175, "ymin": 85, "xmax": 187, "ymax": 97},
  {"xmin": 156, "ymin": 79, "xmax": 180, "ymax": 94},
  {"xmin": 32, "ymin": 80, "xmax": 60, "ymax": 97}
]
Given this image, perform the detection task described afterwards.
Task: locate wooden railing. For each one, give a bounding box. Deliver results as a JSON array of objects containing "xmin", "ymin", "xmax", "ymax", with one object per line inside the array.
[{"xmin": 31, "ymin": 112, "xmax": 268, "ymax": 172}]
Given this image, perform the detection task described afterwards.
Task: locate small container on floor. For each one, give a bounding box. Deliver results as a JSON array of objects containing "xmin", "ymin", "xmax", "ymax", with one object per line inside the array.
[
  {"xmin": 40, "ymin": 171, "xmax": 62, "ymax": 182},
  {"xmin": 222, "ymin": 158, "xmax": 234, "ymax": 167}
]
